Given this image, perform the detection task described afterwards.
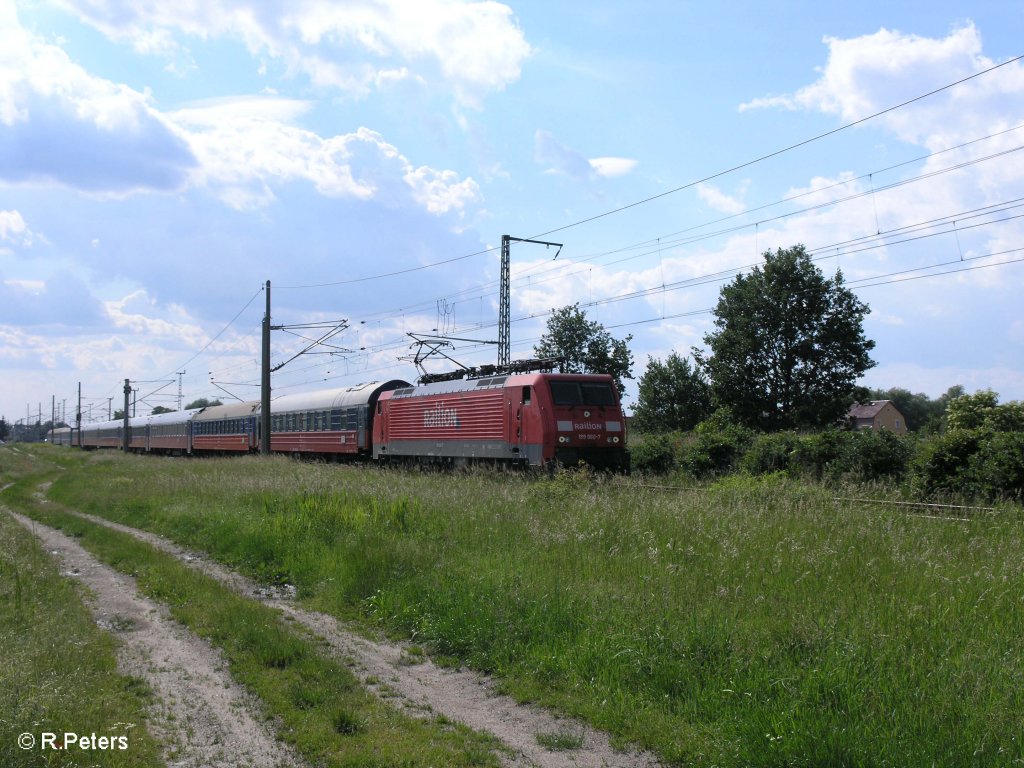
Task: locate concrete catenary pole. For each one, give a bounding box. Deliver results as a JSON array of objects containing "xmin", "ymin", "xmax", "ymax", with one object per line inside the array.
[
  {"xmin": 261, "ymin": 280, "xmax": 271, "ymax": 455},
  {"xmin": 122, "ymin": 378, "xmax": 131, "ymax": 452}
]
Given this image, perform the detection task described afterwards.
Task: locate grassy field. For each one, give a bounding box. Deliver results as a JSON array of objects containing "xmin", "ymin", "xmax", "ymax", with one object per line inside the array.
[
  {"xmin": 2, "ymin": 446, "xmax": 502, "ymax": 768},
  {"xmin": 0, "ymin": 447, "xmax": 165, "ymax": 768},
  {"xmin": 11, "ymin": 444, "xmax": 1024, "ymax": 766}
]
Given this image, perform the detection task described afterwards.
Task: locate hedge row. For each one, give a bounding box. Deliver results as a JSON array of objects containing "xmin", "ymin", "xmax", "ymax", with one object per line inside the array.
[{"xmin": 630, "ymin": 419, "xmax": 1024, "ymax": 502}]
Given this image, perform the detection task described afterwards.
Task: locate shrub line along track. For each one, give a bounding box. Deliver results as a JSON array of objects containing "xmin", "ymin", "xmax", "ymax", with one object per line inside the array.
[
  {"xmin": 4, "ymin": 505, "xmax": 302, "ymax": 768},
  {"xmin": 17, "ymin": 485, "xmax": 663, "ymax": 768}
]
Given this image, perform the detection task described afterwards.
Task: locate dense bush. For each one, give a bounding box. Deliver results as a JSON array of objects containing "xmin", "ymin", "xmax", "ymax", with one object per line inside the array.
[
  {"xmin": 850, "ymin": 429, "xmax": 914, "ymax": 482},
  {"xmin": 740, "ymin": 431, "xmax": 800, "ymax": 475},
  {"xmin": 742, "ymin": 429, "xmax": 912, "ymax": 482},
  {"xmin": 788, "ymin": 429, "xmax": 855, "ymax": 479},
  {"xmin": 677, "ymin": 409, "xmax": 752, "ymax": 477},
  {"xmin": 970, "ymin": 431, "xmax": 1024, "ymax": 500},
  {"xmin": 629, "ymin": 433, "xmax": 678, "ymax": 474},
  {"xmin": 915, "ymin": 429, "xmax": 1024, "ymax": 501},
  {"xmin": 627, "ymin": 403, "xmax": 1020, "ymax": 503}
]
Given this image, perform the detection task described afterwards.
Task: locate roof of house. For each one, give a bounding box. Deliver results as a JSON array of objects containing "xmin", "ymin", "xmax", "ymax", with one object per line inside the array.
[{"xmin": 848, "ymin": 400, "xmax": 895, "ymax": 420}]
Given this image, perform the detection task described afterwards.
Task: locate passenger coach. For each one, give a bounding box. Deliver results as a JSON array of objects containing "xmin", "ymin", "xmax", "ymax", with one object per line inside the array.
[{"xmin": 268, "ymin": 380, "xmax": 409, "ymax": 458}]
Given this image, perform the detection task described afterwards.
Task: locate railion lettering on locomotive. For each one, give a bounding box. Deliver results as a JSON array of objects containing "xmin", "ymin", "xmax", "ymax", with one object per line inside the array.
[
  {"xmin": 423, "ymin": 403, "xmax": 459, "ymax": 428},
  {"xmin": 573, "ymin": 421, "xmax": 603, "ymax": 431}
]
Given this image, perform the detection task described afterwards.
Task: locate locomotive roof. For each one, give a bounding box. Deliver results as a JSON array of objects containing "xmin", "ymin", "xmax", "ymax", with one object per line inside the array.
[
  {"xmin": 269, "ymin": 380, "xmax": 410, "ymax": 413},
  {"xmin": 390, "ymin": 372, "xmax": 615, "ymax": 399}
]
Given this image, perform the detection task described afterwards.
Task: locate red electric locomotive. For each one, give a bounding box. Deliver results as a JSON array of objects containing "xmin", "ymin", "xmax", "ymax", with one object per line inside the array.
[{"xmin": 372, "ymin": 372, "xmax": 628, "ymax": 470}]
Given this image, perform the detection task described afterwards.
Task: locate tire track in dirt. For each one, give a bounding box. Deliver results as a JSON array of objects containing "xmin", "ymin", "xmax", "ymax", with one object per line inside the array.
[
  {"xmin": 65, "ymin": 507, "xmax": 663, "ymax": 768},
  {"xmin": 5, "ymin": 507, "xmax": 304, "ymax": 768}
]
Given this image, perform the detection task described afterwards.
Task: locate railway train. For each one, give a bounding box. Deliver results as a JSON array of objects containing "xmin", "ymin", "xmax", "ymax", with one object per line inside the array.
[{"xmin": 49, "ymin": 373, "xmax": 630, "ymax": 471}]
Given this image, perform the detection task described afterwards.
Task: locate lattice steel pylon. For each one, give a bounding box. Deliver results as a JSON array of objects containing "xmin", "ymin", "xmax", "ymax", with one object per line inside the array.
[
  {"xmin": 499, "ymin": 235, "xmax": 511, "ymax": 367},
  {"xmin": 499, "ymin": 235, "xmax": 562, "ymax": 368}
]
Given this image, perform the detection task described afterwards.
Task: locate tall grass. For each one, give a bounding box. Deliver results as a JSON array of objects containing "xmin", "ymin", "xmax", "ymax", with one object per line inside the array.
[
  {"xmin": 49, "ymin": 449, "xmax": 1024, "ymax": 766},
  {"xmin": 0, "ymin": 449, "xmax": 164, "ymax": 768}
]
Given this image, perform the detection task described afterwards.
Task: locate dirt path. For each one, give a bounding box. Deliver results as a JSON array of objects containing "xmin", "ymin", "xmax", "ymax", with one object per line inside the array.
[
  {"xmin": 64, "ymin": 507, "xmax": 663, "ymax": 768},
  {"xmin": 5, "ymin": 508, "xmax": 304, "ymax": 768}
]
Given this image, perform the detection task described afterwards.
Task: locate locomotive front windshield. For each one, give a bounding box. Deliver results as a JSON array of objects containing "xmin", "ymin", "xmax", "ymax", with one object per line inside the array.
[{"xmin": 549, "ymin": 380, "xmax": 617, "ymax": 407}]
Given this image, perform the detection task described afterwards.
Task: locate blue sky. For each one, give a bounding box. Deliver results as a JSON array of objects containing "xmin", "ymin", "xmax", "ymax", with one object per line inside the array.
[{"xmin": 2, "ymin": 0, "xmax": 1023, "ymax": 424}]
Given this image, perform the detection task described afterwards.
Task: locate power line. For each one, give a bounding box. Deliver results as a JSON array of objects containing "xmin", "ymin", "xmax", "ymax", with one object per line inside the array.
[
  {"xmin": 274, "ymin": 131, "xmax": 1024, "ymax": 335},
  {"xmin": 160, "ymin": 285, "xmax": 265, "ymax": 379},
  {"xmin": 268, "ymin": 196, "xmax": 1024, "ymax": 376},
  {"xmin": 269, "ymin": 55, "xmax": 1023, "ymax": 293},
  {"xmin": 530, "ymin": 54, "xmax": 1024, "ymax": 240}
]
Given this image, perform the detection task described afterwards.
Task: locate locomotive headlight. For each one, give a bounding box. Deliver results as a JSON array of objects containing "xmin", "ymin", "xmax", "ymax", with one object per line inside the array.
[
  {"xmin": 559, "ymin": 436, "xmax": 568, "ymax": 443},
  {"xmin": 613, "ymin": 436, "xmax": 620, "ymax": 443}
]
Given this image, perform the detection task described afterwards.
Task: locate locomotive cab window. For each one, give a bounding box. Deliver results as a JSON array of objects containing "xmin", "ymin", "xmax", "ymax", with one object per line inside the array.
[
  {"xmin": 550, "ymin": 380, "xmax": 616, "ymax": 407},
  {"xmin": 550, "ymin": 380, "xmax": 581, "ymax": 405},
  {"xmin": 522, "ymin": 386, "xmax": 532, "ymax": 405},
  {"xmin": 580, "ymin": 382, "xmax": 616, "ymax": 406}
]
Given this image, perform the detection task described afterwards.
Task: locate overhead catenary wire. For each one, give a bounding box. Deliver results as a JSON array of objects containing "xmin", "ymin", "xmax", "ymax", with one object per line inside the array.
[
  {"xmin": 249, "ymin": 247, "xmax": 1024, "ymax": 393},
  {"xmin": 155, "ymin": 59, "xmax": 1024, "ymax": 397},
  {"xmin": 275, "ymin": 137, "xmax": 1024, "ymax": 336},
  {"xmin": 268, "ymin": 198, "xmax": 1024, "ymax": 380},
  {"xmin": 271, "ymin": 56, "xmax": 1024, "ymax": 293}
]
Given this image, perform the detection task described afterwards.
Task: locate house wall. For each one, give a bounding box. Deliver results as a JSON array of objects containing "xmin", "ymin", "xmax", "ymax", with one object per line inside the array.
[{"xmin": 872, "ymin": 402, "xmax": 907, "ymax": 434}]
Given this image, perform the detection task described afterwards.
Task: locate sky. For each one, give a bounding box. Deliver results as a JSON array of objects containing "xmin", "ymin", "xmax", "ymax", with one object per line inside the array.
[{"xmin": 1, "ymin": 0, "xmax": 1023, "ymax": 426}]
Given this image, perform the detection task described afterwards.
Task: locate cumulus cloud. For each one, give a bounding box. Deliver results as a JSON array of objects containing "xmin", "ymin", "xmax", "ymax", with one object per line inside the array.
[
  {"xmin": 696, "ymin": 182, "xmax": 749, "ymax": 215},
  {"xmin": 48, "ymin": 0, "xmax": 532, "ymax": 108},
  {"xmin": 0, "ymin": 9, "xmax": 483, "ymax": 216},
  {"xmin": 0, "ymin": 3, "xmax": 196, "ymax": 193},
  {"xmin": 589, "ymin": 156, "xmax": 639, "ymax": 178},
  {"xmin": 171, "ymin": 100, "xmax": 481, "ymax": 214},
  {"xmin": 739, "ymin": 23, "xmax": 1024, "ymax": 149},
  {"xmin": 0, "ymin": 209, "xmax": 33, "ymax": 246},
  {"xmin": 534, "ymin": 130, "xmax": 638, "ymax": 181},
  {"xmin": 0, "ymin": 270, "xmax": 106, "ymax": 327},
  {"xmin": 105, "ymin": 289, "xmax": 207, "ymax": 344}
]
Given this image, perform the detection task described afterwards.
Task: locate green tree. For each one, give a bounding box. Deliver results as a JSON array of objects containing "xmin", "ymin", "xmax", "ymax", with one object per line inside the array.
[
  {"xmin": 534, "ymin": 304, "xmax": 633, "ymax": 396},
  {"xmin": 184, "ymin": 398, "xmax": 223, "ymax": 410},
  {"xmin": 0, "ymin": 417, "xmax": 8, "ymax": 441},
  {"xmin": 696, "ymin": 244, "xmax": 875, "ymax": 431},
  {"xmin": 946, "ymin": 389, "xmax": 999, "ymax": 430},
  {"xmin": 151, "ymin": 406, "xmax": 174, "ymax": 415},
  {"xmin": 632, "ymin": 352, "xmax": 712, "ymax": 432},
  {"xmin": 946, "ymin": 390, "xmax": 1024, "ymax": 432}
]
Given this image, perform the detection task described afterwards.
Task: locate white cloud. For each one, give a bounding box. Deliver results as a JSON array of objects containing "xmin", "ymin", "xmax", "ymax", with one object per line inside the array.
[
  {"xmin": 48, "ymin": 0, "xmax": 532, "ymax": 108},
  {"xmin": 105, "ymin": 290, "xmax": 207, "ymax": 343},
  {"xmin": 171, "ymin": 102, "xmax": 481, "ymax": 214},
  {"xmin": 0, "ymin": 209, "xmax": 32, "ymax": 245},
  {"xmin": 0, "ymin": 3, "xmax": 195, "ymax": 192},
  {"xmin": 403, "ymin": 165, "xmax": 481, "ymax": 215},
  {"xmin": 534, "ymin": 130, "xmax": 637, "ymax": 182},
  {"xmin": 696, "ymin": 182, "xmax": 748, "ymax": 215},
  {"xmin": 739, "ymin": 23, "xmax": 1024, "ymax": 150},
  {"xmin": 589, "ymin": 156, "xmax": 638, "ymax": 178}
]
